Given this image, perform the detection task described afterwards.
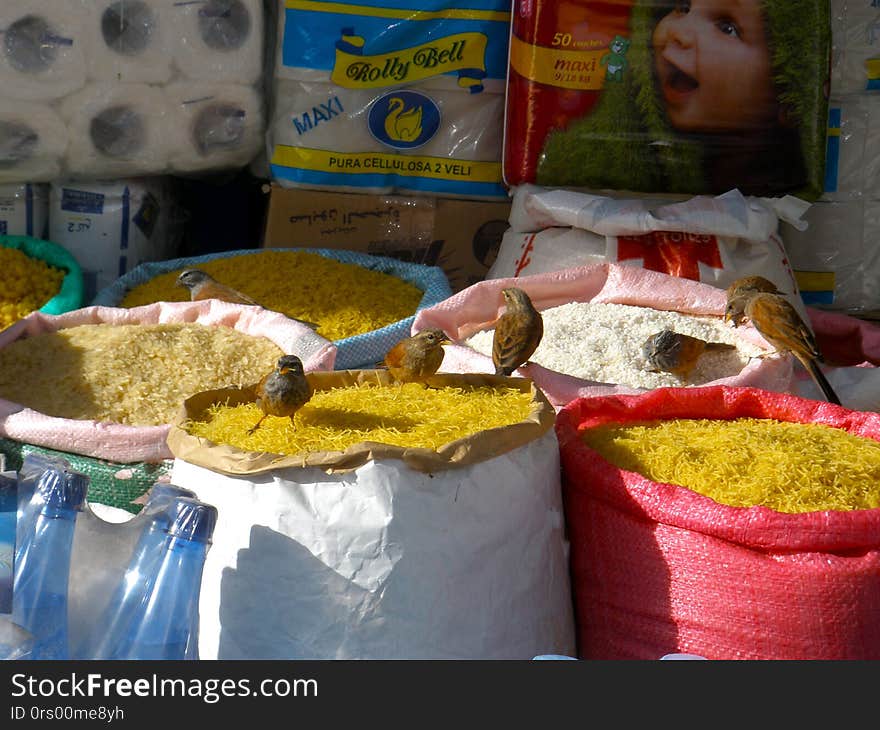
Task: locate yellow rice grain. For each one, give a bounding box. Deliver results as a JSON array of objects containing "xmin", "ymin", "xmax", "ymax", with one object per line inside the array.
[
  {"xmin": 120, "ymin": 250, "xmax": 424, "ymax": 340},
  {"xmin": 185, "ymin": 382, "xmax": 534, "ymax": 455},
  {"xmin": 0, "ymin": 322, "xmax": 284, "ymax": 425},
  {"xmin": 0, "ymin": 247, "xmax": 64, "ymax": 330},
  {"xmin": 582, "ymin": 418, "xmax": 880, "ymax": 513}
]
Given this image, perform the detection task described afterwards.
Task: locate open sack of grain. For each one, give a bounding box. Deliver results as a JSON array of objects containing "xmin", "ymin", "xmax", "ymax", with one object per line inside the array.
[
  {"xmin": 0, "ymin": 234, "xmax": 84, "ymax": 330},
  {"xmin": 556, "ymin": 385, "xmax": 880, "ymax": 660},
  {"xmin": 0, "ymin": 300, "xmax": 335, "ymax": 510},
  {"xmin": 166, "ymin": 371, "xmax": 576, "ymax": 659},
  {"xmin": 414, "ymin": 262, "xmax": 793, "ymax": 409},
  {"xmin": 90, "ymin": 247, "xmax": 453, "ymax": 370}
]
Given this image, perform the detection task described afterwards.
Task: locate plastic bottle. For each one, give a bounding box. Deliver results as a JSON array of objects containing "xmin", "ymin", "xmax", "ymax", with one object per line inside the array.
[
  {"xmin": 12, "ymin": 467, "xmax": 88, "ymax": 660},
  {"xmin": 79, "ymin": 496, "xmax": 217, "ymax": 660}
]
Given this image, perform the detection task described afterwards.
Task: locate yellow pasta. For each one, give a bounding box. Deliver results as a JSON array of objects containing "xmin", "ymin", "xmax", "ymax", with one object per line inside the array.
[
  {"xmin": 582, "ymin": 418, "xmax": 880, "ymax": 513},
  {"xmin": 0, "ymin": 247, "xmax": 64, "ymax": 330},
  {"xmin": 185, "ymin": 382, "xmax": 534, "ymax": 455},
  {"xmin": 120, "ymin": 251, "xmax": 424, "ymax": 340}
]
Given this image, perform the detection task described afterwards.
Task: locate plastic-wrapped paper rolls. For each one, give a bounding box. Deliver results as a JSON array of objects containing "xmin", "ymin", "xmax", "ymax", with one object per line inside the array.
[
  {"xmin": 0, "ymin": 0, "xmax": 88, "ymax": 102},
  {"xmin": 270, "ymin": 80, "xmax": 506, "ymax": 196},
  {"xmin": 164, "ymin": 83, "xmax": 263, "ymax": 173},
  {"xmin": 85, "ymin": 0, "xmax": 174, "ymax": 85},
  {"xmin": 59, "ymin": 83, "xmax": 169, "ymax": 178},
  {"xmin": 0, "ymin": 102, "xmax": 68, "ymax": 184},
  {"xmin": 0, "ymin": 183, "xmax": 49, "ymax": 238},
  {"xmin": 830, "ymin": 0, "xmax": 880, "ymax": 94},
  {"xmin": 170, "ymin": 0, "xmax": 264, "ymax": 85},
  {"xmin": 823, "ymin": 95, "xmax": 880, "ymax": 198}
]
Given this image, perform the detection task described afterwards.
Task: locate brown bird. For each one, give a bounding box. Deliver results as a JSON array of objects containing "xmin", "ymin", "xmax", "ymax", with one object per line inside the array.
[
  {"xmin": 492, "ymin": 287, "xmax": 543, "ymax": 376},
  {"xmin": 383, "ymin": 329, "xmax": 451, "ymax": 385},
  {"xmin": 743, "ymin": 291, "xmax": 842, "ymax": 405},
  {"xmin": 724, "ymin": 275, "xmax": 782, "ymax": 327},
  {"xmin": 248, "ymin": 354, "xmax": 313, "ymax": 434},
  {"xmin": 176, "ymin": 268, "xmax": 318, "ymax": 329},
  {"xmin": 177, "ymin": 268, "xmax": 260, "ymax": 305},
  {"xmin": 642, "ymin": 329, "xmax": 737, "ymax": 381}
]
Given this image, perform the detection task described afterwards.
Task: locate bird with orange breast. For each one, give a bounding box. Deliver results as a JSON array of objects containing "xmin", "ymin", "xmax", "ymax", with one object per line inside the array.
[
  {"xmin": 383, "ymin": 329, "xmax": 451, "ymax": 385},
  {"xmin": 176, "ymin": 268, "xmax": 318, "ymax": 329},
  {"xmin": 742, "ymin": 291, "xmax": 842, "ymax": 405},
  {"xmin": 492, "ymin": 287, "xmax": 544, "ymax": 376},
  {"xmin": 642, "ymin": 329, "xmax": 736, "ymax": 382},
  {"xmin": 247, "ymin": 354, "xmax": 313, "ymax": 435},
  {"xmin": 724, "ymin": 275, "xmax": 782, "ymax": 328}
]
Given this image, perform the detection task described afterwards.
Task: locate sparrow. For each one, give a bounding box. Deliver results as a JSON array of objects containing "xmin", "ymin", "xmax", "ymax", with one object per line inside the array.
[
  {"xmin": 248, "ymin": 354, "xmax": 313, "ymax": 434},
  {"xmin": 642, "ymin": 329, "xmax": 736, "ymax": 381},
  {"xmin": 492, "ymin": 287, "xmax": 543, "ymax": 376},
  {"xmin": 176, "ymin": 268, "xmax": 318, "ymax": 329},
  {"xmin": 724, "ymin": 275, "xmax": 782, "ymax": 327},
  {"xmin": 176, "ymin": 268, "xmax": 260, "ymax": 306},
  {"xmin": 383, "ymin": 329, "xmax": 451, "ymax": 384},
  {"xmin": 743, "ymin": 291, "xmax": 842, "ymax": 405}
]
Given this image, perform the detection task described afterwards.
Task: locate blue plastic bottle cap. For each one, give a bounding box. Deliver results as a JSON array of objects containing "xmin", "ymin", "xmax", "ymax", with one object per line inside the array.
[
  {"xmin": 36, "ymin": 469, "xmax": 88, "ymax": 512},
  {"xmin": 147, "ymin": 483, "xmax": 197, "ymax": 505},
  {"xmin": 167, "ymin": 498, "xmax": 218, "ymax": 544}
]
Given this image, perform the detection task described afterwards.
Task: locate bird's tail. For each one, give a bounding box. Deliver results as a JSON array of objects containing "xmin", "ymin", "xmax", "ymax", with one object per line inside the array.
[
  {"xmin": 801, "ymin": 356, "xmax": 842, "ymax": 406},
  {"xmin": 705, "ymin": 342, "xmax": 737, "ymax": 352}
]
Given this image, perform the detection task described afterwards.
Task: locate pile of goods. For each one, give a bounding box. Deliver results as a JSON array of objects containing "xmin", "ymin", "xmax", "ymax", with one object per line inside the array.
[{"xmin": 0, "ymin": 247, "xmax": 65, "ymax": 330}]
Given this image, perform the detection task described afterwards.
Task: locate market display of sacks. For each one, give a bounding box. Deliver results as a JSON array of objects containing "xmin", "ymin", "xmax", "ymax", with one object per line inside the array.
[
  {"xmin": 555, "ymin": 385, "xmax": 880, "ymax": 660},
  {"xmin": 165, "ymin": 370, "xmax": 576, "ymax": 659},
  {"xmin": 0, "ymin": 300, "xmax": 336, "ymax": 512},
  {"xmin": 90, "ymin": 248, "xmax": 453, "ymax": 371},
  {"xmin": 413, "ymin": 262, "xmax": 793, "ymax": 410}
]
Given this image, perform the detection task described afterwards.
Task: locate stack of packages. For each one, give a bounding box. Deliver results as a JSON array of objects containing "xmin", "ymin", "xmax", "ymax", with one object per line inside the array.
[
  {"xmin": 0, "ymin": 0, "xmax": 267, "ymax": 298},
  {"xmin": 779, "ymin": 0, "xmax": 880, "ymax": 314}
]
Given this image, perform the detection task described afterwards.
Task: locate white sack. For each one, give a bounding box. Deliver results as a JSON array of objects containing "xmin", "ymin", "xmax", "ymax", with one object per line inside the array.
[{"xmin": 171, "ymin": 430, "xmax": 577, "ymax": 660}]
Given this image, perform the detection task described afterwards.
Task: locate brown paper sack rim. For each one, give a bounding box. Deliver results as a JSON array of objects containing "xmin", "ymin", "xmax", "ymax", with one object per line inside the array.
[{"xmin": 166, "ymin": 370, "xmax": 556, "ymax": 475}]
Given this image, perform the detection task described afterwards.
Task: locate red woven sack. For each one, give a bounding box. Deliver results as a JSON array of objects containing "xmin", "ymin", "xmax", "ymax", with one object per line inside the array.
[{"xmin": 556, "ymin": 385, "xmax": 880, "ymax": 660}]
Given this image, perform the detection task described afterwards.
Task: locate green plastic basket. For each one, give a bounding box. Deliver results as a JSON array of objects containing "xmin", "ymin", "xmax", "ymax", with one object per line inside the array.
[{"xmin": 0, "ymin": 234, "xmax": 85, "ymax": 316}]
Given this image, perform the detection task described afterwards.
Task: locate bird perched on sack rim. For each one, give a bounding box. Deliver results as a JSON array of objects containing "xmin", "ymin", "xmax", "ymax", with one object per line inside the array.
[
  {"xmin": 248, "ymin": 354, "xmax": 313, "ymax": 435},
  {"xmin": 642, "ymin": 329, "xmax": 736, "ymax": 382},
  {"xmin": 724, "ymin": 275, "xmax": 782, "ymax": 328},
  {"xmin": 383, "ymin": 328, "xmax": 451, "ymax": 385},
  {"xmin": 492, "ymin": 287, "xmax": 543, "ymax": 376},
  {"xmin": 742, "ymin": 291, "xmax": 842, "ymax": 405},
  {"xmin": 176, "ymin": 268, "xmax": 318, "ymax": 329}
]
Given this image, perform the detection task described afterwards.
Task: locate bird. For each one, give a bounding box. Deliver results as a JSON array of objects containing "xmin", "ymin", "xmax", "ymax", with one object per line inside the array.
[
  {"xmin": 492, "ymin": 287, "xmax": 544, "ymax": 376},
  {"xmin": 382, "ymin": 329, "xmax": 450, "ymax": 385},
  {"xmin": 176, "ymin": 268, "xmax": 260, "ymax": 306},
  {"xmin": 176, "ymin": 268, "xmax": 318, "ymax": 329},
  {"xmin": 743, "ymin": 291, "xmax": 842, "ymax": 405},
  {"xmin": 642, "ymin": 329, "xmax": 737, "ymax": 381},
  {"xmin": 248, "ymin": 354, "xmax": 313, "ymax": 435},
  {"xmin": 724, "ymin": 275, "xmax": 782, "ymax": 327}
]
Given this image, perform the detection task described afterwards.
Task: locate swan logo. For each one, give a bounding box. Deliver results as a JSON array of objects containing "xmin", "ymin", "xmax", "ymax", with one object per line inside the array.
[{"xmin": 368, "ymin": 90, "xmax": 440, "ymax": 150}]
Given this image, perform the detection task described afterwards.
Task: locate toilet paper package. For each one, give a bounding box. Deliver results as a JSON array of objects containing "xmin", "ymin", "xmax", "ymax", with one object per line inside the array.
[
  {"xmin": 781, "ymin": 198, "xmax": 880, "ymax": 313},
  {"xmin": 0, "ymin": 0, "xmax": 268, "ymax": 183},
  {"xmin": 0, "ymin": 184, "xmax": 49, "ymax": 239},
  {"xmin": 822, "ymin": 95, "xmax": 880, "ymax": 199},
  {"xmin": 0, "ymin": 0, "xmax": 88, "ymax": 103},
  {"xmin": 268, "ymin": 0, "xmax": 511, "ymax": 199},
  {"xmin": 830, "ymin": 0, "xmax": 880, "ymax": 95},
  {"xmin": 85, "ymin": 0, "xmax": 174, "ymax": 85},
  {"xmin": 60, "ymin": 82, "xmax": 171, "ymax": 179},
  {"xmin": 164, "ymin": 82, "xmax": 264, "ymax": 173},
  {"xmin": 0, "ymin": 102, "xmax": 68, "ymax": 184},
  {"xmin": 48, "ymin": 178, "xmax": 185, "ymax": 302}
]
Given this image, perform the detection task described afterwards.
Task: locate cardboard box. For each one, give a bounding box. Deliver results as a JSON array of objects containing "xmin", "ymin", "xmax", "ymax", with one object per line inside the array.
[{"xmin": 262, "ymin": 185, "xmax": 511, "ymax": 292}]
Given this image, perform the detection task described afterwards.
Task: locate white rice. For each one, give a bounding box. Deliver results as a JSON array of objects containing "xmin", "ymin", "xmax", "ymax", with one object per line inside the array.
[{"xmin": 464, "ymin": 301, "xmax": 769, "ymax": 389}]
